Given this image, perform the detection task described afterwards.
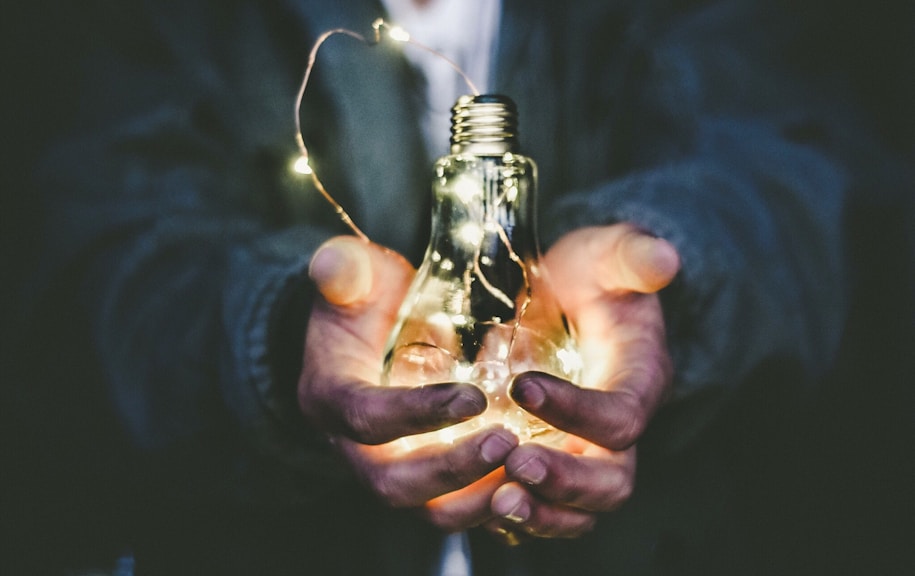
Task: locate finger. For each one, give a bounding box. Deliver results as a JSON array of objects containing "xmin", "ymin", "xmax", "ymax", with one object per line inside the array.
[
  {"xmin": 503, "ymin": 443, "xmax": 635, "ymax": 512},
  {"xmin": 302, "ymin": 236, "xmax": 449, "ymax": 444},
  {"xmin": 307, "ymin": 381, "xmax": 487, "ymax": 445},
  {"xmin": 422, "ymin": 468, "xmax": 507, "ymax": 532},
  {"xmin": 302, "ymin": 236, "xmax": 413, "ymax": 396},
  {"xmin": 546, "ymin": 225, "xmax": 680, "ymax": 297},
  {"xmin": 605, "ymin": 226, "xmax": 680, "ymax": 294},
  {"xmin": 510, "ymin": 372, "xmax": 656, "ymax": 450},
  {"xmin": 338, "ymin": 426, "xmax": 518, "ymax": 508},
  {"xmin": 308, "ymin": 236, "xmax": 374, "ymax": 305},
  {"xmin": 491, "ymin": 483, "xmax": 597, "ymax": 539}
]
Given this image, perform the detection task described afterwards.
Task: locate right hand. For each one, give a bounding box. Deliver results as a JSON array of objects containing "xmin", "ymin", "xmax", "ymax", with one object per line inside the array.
[
  {"xmin": 481, "ymin": 224, "xmax": 680, "ymax": 544},
  {"xmin": 298, "ymin": 236, "xmax": 519, "ymax": 531}
]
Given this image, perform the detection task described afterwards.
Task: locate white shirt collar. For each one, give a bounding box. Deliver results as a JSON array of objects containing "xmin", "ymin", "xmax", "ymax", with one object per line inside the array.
[{"xmin": 381, "ymin": 0, "xmax": 503, "ymax": 157}]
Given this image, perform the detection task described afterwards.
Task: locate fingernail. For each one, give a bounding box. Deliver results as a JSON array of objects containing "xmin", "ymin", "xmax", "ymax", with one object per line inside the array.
[
  {"xmin": 510, "ymin": 376, "xmax": 546, "ymax": 410},
  {"xmin": 494, "ymin": 486, "xmax": 530, "ymax": 524},
  {"xmin": 480, "ymin": 432, "xmax": 516, "ymax": 464},
  {"xmin": 514, "ymin": 455, "xmax": 547, "ymax": 486},
  {"xmin": 446, "ymin": 391, "xmax": 486, "ymax": 420}
]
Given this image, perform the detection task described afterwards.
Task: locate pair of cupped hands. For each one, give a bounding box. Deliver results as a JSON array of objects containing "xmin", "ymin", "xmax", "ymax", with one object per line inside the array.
[{"xmin": 299, "ymin": 223, "xmax": 679, "ymax": 545}]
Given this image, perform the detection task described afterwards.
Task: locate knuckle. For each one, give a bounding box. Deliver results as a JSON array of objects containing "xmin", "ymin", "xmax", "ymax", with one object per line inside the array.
[
  {"xmin": 342, "ymin": 403, "xmax": 373, "ymax": 441},
  {"xmin": 547, "ymin": 469, "xmax": 580, "ymax": 505},
  {"xmin": 437, "ymin": 448, "xmax": 475, "ymax": 488},
  {"xmin": 608, "ymin": 391, "xmax": 648, "ymax": 448},
  {"xmin": 340, "ymin": 391, "xmax": 386, "ymax": 444}
]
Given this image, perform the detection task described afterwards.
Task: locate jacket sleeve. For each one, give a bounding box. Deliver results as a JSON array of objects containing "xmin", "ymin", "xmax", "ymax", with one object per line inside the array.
[
  {"xmin": 536, "ymin": 1, "xmax": 862, "ymax": 449},
  {"xmin": 32, "ymin": 1, "xmax": 355, "ymax": 507}
]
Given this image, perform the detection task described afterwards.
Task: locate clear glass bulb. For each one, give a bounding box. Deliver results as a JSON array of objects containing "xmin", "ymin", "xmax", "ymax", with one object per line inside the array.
[{"xmin": 381, "ymin": 95, "xmax": 582, "ymax": 449}]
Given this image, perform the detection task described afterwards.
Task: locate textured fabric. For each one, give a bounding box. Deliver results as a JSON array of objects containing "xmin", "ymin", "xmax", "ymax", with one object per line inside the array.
[{"xmin": 13, "ymin": 0, "xmax": 903, "ymax": 574}]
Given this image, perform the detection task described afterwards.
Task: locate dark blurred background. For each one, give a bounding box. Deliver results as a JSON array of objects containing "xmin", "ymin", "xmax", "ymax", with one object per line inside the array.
[{"xmin": 2, "ymin": 1, "xmax": 912, "ymax": 574}]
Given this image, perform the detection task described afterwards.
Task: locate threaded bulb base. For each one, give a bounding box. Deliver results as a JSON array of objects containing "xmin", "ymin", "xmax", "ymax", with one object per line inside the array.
[{"xmin": 450, "ymin": 94, "xmax": 519, "ymax": 155}]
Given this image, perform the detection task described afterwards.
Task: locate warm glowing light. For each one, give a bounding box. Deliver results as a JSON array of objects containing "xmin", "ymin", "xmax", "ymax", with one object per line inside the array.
[
  {"xmin": 387, "ymin": 25, "xmax": 411, "ymax": 42},
  {"xmin": 439, "ymin": 427, "xmax": 456, "ymax": 445},
  {"xmin": 452, "ymin": 175, "xmax": 482, "ymax": 203},
  {"xmin": 457, "ymin": 222, "xmax": 483, "ymax": 246},
  {"xmin": 450, "ymin": 314, "xmax": 470, "ymax": 326},
  {"xmin": 293, "ymin": 155, "xmax": 313, "ymax": 175},
  {"xmin": 427, "ymin": 311, "xmax": 453, "ymax": 329},
  {"xmin": 505, "ymin": 183, "xmax": 518, "ymax": 203},
  {"xmin": 454, "ymin": 363, "xmax": 474, "ymax": 381},
  {"xmin": 556, "ymin": 347, "xmax": 584, "ymax": 375}
]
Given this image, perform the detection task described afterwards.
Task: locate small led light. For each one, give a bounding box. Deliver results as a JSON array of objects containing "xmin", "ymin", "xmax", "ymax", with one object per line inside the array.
[
  {"xmin": 453, "ymin": 175, "xmax": 482, "ymax": 204},
  {"xmin": 457, "ymin": 222, "xmax": 484, "ymax": 247},
  {"xmin": 292, "ymin": 155, "xmax": 313, "ymax": 175},
  {"xmin": 387, "ymin": 25, "xmax": 411, "ymax": 42},
  {"xmin": 454, "ymin": 364, "xmax": 474, "ymax": 381},
  {"xmin": 505, "ymin": 183, "xmax": 518, "ymax": 203},
  {"xmin": 556, "ymin": 347, "xmax": 584, "ymax": 375},
  {"xmin": 450, "ymin": 314, "xmax": 470, "ymax": 326}
]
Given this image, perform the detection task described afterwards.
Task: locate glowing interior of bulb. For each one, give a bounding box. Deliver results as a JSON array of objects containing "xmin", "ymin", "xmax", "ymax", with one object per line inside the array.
[
  {"xmin": 452, "ymin": 175, "xmax": 482, "ymax": 203},
  {"xmin": 556, "ymin": 347, "xmax": 584, "ymax": 375},
  {"xmin": 454, "ymin": 363, "xmax": 474, "ymax": 381},
  {"xmin": 427, "ymin": 311, "xmax": 454, "ymax": 329},
  {"xmin": 503, "ymin": 179, "xmax": 518, "ymax": 203},
  {"xmin": 457, "ymin": 222, "xmax": 484, "ymax": 246},
  {"xmin": 450, "ymin": 314, "xmax": 470, "ymax": 326}
]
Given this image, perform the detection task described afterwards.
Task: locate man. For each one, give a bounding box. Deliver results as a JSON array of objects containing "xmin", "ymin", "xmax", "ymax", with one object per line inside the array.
[{"xmin": 12, "ymin": 0, "xmax": 898, "ymax": 574}]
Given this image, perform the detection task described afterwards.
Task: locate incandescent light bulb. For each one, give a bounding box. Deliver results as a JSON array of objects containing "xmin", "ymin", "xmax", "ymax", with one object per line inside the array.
[{"xmin": 381, "ymin": 95, "xmax": 582, "ymax": 449}]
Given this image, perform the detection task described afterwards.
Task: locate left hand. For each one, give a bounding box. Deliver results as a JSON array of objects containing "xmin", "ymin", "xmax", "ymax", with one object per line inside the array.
[
  {"xmin": 300, "ymin": 236, "xmax": 518, "ymax": 532},
  {"xmin": 483, "ymin": 223, "xmax": 680, "ymax": 543}
]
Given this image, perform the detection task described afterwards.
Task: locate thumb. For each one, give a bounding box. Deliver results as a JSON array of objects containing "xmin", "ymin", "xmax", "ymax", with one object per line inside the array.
[
  {"xmin": 308, "ymin": 236, "xmax": 374, "ymax": 306},
  {"xmin": 606, "ymin": 227, "xmax": 680, "ymax": 293}
]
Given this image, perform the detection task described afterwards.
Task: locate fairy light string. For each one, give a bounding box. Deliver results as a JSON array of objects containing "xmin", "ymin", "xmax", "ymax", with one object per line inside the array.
[
  {"xmin": 294, "ymin": 18, "xmax": 538, "ymax": 385},
  {"xmin": 293, "ymin": 18, "xmax": 479, "ymax": 243}
]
